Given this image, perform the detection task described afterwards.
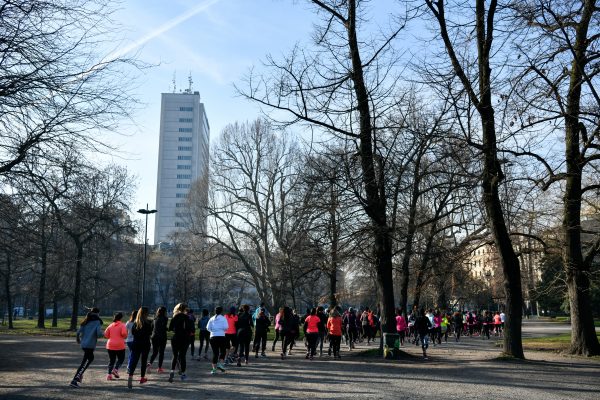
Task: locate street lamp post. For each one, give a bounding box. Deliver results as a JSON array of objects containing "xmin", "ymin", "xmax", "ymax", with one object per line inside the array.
[{"xmin": 137, "ymin": 204, "xmax": 157, "ymax": 306}]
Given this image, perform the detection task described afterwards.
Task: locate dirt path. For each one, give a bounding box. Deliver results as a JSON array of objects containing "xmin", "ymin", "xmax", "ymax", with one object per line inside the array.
[{"xmin": 0, "ymin": 329, "xmax": 598, "ymax": 400}]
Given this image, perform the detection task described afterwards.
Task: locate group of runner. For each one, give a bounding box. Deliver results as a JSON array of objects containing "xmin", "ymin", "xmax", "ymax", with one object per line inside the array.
[{"xmin": 69, "ymin": 303, "xmax": 505, "ymax": 388}]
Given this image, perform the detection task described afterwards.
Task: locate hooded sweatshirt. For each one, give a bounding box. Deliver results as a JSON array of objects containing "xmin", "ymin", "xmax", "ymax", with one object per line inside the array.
[{"xmin": 77, "ymin": 314, "xmax": 103, "ymax": 349}]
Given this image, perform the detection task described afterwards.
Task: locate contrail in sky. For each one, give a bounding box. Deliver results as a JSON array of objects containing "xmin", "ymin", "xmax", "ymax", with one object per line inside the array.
[{"xmin": 109, "ymin": 0, "xmax": 222, "ymax": 60}]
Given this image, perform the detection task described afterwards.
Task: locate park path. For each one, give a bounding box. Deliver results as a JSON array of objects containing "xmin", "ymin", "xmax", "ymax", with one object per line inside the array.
[{"xmin": 0, "ymin": 321, "xmax": 598, "ymax": 400}]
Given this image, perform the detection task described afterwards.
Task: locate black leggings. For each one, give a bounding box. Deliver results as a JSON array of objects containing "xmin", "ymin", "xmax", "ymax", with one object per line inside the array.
[
  {"xmin": 170, "ymin": 339, "xmax": 189, "ymax": 373},
  {"xmin": 127, "ymin": 342, "xmax": 150, "ymax": 377},
  {"xmin": 237, "ymin": 333, "xmax": 252, "ymax": 360},
  {"xmin": 74, "ymin": 348, "xmax": 94, "ymax": 381},
  {"xmin": 282, "ymin": 332, "xmax": 295, "ymax": 354},
  {"xmin": 254, "ymin": 331, "xmax": 267, "ymax": 353},
  {"xmin": 149, "ymin": 337, "xmax": 166, "ymax": 368},
  {"xmin": 329, "ymin": 334, "xmax": 341, "ymax": 355},
  {"xmin": 306, "ymin": 332, "xmax": 319, "ymax": 356},
  {"xmin": 107, "ymin": 349, "xmax": 125, "ymax": 374},
  {"xmin": 198, "ymin": 330, "xmax": 210, "ymax": 355},
  {"xmin": 210, "ymin": 336, "xmax": 227, "ymax": 364},
  {"xmin": 189, "ymin": 333, "xmax": 196, "ymax": 356},
  {"xmin": 272, "ymin": 329, "xmax": 281, "ymax": 349}
]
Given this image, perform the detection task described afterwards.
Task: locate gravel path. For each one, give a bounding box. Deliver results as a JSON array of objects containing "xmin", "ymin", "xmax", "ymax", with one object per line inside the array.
[{"xmin": 0, "ymin": 322, "xmax": 598, "ymax": 400}]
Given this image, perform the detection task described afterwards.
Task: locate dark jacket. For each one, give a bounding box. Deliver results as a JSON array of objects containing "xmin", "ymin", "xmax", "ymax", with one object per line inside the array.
[
  {"xmin": 169, "ymin": 312, "xmax": 193, "ymax": 343},
  {"xmin": 151, "ymin": 315, "xmax": 168, "ymax": 341},
  {"xmin": 254, "ymin": 314, "xmax": 271, "ymax": 335},
  {"xmin": 237, "ymin": 311, "xmax": 253, "ymax": 337},
  {"xmin": 132, "ymin": 319, "xmax": 153, "ymax": 347},
  {"xmin": 415, "ymin": 315, "xmax": 432, "ymax": 336},
  {"xmin": 317, "ymin": 311, "xmax": 327, "ymax": 333},
  {"xmin": 280, "ymin": 310, "xmax": 298, "ymax": 336}
]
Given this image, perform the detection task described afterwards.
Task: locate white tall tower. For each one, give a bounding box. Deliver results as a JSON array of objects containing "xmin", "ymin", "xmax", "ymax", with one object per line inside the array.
[{"xmin": 154, "ymin": 90, "xmax": 209, "ymax": 244}]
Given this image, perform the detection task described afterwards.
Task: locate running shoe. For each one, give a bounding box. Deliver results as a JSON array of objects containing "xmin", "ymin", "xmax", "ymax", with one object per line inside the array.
[
  {"xmin": 216, "ymin": 363, "xmax": 226, "ymax": 372},
  {"xmin": 280, "ymin": 353, "xmax": 285, "ymax": 360},
  {"xmin": 112, "ymin": 368, "xmax": 120, "ymax": 379},
  {"xmin": 261, "ymin": 352, "xmax": 267, "ymax": 357},
  {"xmin": 211, "ymin": 368, "xmax": 217, "ymax": 375},
  {"xmin": 69, "ymin": 380, "xmax": 79, "ymax": 388},
  {"xmin": 236, "ymin": 359, "xmax": 241, "ymax": 367},
  {"xmin": 106, "ymin": 374, "xmax": 113, "ymax": 381},
  {"xmin": 168, "ymin": 372, "xmax": 174, "ymax": 383},
  {"xmin": 146, "ymin": 363, "xmax": 152, "ymax": 373},
  {"xmin": 305, "ymin": 353, "xmax": 309, "ymax": 359},
  {"xmin": 140, "ymin": 377, "xmax": 148, "ymax": 384},
  {"xmin": 180, "ymin": 374, "xmax": 187, "ymax": 381},
  {"xmin": 127, "ymin": 375, "xmax": 133, "ymax": 389},
  {"xmin": 157, "ymin": 368, "xmax": 165, "ymax": 374},
  {"xmin": 203, "ymin": 354, "xmax": 208, "ymax": 360},
  {"xmin": 255, "ymin": 353, "xmax": 259, "ymax": 358}
]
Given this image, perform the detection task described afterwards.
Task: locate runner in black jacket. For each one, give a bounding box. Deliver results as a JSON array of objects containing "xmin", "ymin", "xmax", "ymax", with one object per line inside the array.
[{"xmin": 168, "ymin": 303, "xmax": 193, "ymax": 383}]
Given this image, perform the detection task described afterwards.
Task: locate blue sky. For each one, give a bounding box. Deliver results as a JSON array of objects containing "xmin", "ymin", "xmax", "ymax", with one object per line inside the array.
[{"xmin": 110, "ymin": 0, "xmax": 397, "ymax": 241}]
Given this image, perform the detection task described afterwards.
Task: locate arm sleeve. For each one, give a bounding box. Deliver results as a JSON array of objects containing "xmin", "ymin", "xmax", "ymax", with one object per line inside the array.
[{"xmin": 104, "ymin": 326, "xmax": 110, "ymax": 338}]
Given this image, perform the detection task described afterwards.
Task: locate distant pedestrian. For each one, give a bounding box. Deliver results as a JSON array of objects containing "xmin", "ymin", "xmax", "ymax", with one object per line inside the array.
[
  {"xmin": 127, "ymin": 306, "xmax": 152, "ymax": 388},
  {"xmin": 147, "ymin": 306, "xmax": 168, "ymax": 373},
  {"xmin": 224, "ymin": 306, "xmax": 239, "ymax": 364},
  {"xmin": 303, "ymin": 308, "xmax": 320, "ymax": 360},
  {"xmin": 125, "ymin": 309, "xmax": 138, "ymax": 366},
  {"xmin": 168, "ymin": 303, "xmax": 193, "ymax": 383},
  {"xmin": 236, "ymin": 304, "xmax": 253, "ymax": 366},
  {"xmin": 198, "ymin": 309, "xmax": 210, "ymax": 360},
  {"xmin": 188, "ymin": 309, "xmax": 197, "ymax": 358},
  {"xmin": 253, "ymin": 307, "xmax": 270, "ymax": 358},
  {"xmin": 415, "ymin": 308, "xmax": 432, "ymax": 359},
  {"xmin": 327, "ymin": 309, "xmax": 343, "ymax": 358},
  {"xmin": 70, "ymin": 308, "xmax": 103, "ymax": 388},
  {"xmin": 207, "ymin": 306, "xmax": 228, "ymax": 374},
  {"xmin": 104, "ymin": 312, "xmax": 127, "ymax": 381}
]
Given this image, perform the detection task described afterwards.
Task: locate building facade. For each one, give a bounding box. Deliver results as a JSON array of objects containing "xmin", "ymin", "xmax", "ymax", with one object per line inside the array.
[{"xmin": 154, "ymin": 91, "xmax": 209, "ymax": 244}]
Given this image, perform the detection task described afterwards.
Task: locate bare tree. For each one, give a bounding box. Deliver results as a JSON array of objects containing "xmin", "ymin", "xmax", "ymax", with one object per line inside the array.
[
  {"xmin": 0, "ymin": 0, "xmax": 142, "ymax": 176},
  {"xmin": 425, "ymin": 0, "xmax": 525, "ymax": 358},
  {"xmin": 238, "ymin": 0, "xmax": 410, "ymax": 333},
  {"xmin": 504, "ymin": 0, "xmax": 600, "ymax": 355}
]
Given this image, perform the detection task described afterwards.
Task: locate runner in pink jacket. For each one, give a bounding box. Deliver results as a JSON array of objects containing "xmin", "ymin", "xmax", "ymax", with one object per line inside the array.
[{"xmin": 104, "ymin": 312, "xmax": 128, "ymax": 380}]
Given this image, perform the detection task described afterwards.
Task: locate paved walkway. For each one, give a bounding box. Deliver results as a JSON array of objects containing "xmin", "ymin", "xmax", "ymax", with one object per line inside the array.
[{"xmin": 0, "ymin": 321, "xmax": 598, "ymax": 399}]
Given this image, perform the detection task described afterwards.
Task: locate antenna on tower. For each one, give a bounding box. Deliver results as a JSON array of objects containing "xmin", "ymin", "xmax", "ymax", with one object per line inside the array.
[
  {"xmin": 172, "ymin": 71, "xmax": 177, "ymax": 93},
  {"xmin": 187, "ymin": 71, "xmax": 193, "ymax": 93}
]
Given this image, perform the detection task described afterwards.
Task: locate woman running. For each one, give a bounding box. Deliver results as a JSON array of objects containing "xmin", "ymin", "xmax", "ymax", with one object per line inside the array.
[
  {"xmin": 187, "ymin": 309, "xmax": 197, "ymax": 359},
  {"xmin": 303, "ymin": 308, "xmax": 320, "ymax": 360},
  {"xmin": 271, "ymin": 308, "xmax": 284, "ymax": 352},
  {"xmin": 125, "ymin": 310, "xmax": 137, "ymax": 367},
  {"xmin": 104, "ymin": 312, "xmax": 127, "ymax": 380},
  {"xmin": 236, "ymin": 304, "xmax": 253, "ymax": 366},
  {"xmin": 280, "ymin": 306, "xmax": 298, "ymax": 359},
  {"xmin": 414, "ymin": 308, "xmax": 432, "ymax": 359},
  {"xmin": 224, "ymin": 306, "xmax": 239, "ymax": 364},
  {"xmin": 168, "ymin": 303, "xmax": 193, "ymax": 383},
  {"xmin": 147, "ymin": 306, "xmax": 168, "ymax": 373},
  {"xmin": 253, "ymin": 307, "xmax": 270, "ymax": 357},
  {"xmin": 327, "ymin": 308, "xmax": 343, "ymax": 358},
  {"xmin": 127, "ymin": 306, "xmax": 152, "ymax": 389},
  {"xmin": 453, "ymin": 311, "xmax": 464, "ymax": 342},
  {"xmin": 70, "ymin": 308, "xmax": 103, "ymax": 388},
  {"xmin": 395, "ymin": 309, "xmax": 407, "ymax": 346},
  {"xmin": 207, "ymin": 306, "xmax": 228, "ymax": 374},
  {"xmin": 198, "ymin": 309, "xmax": 210, "ymax": 360}
]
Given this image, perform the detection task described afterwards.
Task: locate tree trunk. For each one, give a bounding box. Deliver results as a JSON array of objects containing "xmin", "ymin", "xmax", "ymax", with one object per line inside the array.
[
  {"xmin": 5, "ymin": 253, "xmax": 13, "ymax": 329},
  {"xmin": 346, "ymin": 0, "xmax": 395, "ymax": 334},
  {"xmin": 561, "ymin": 0, "xmax": 600, "ymax": 356},
  {"xmin": 37, "ymin": 248, "xmax": 47, "ymax": 329},
  {"xmin": 52, "ymin": 294, "xmax": 58, "ymax": 328},
  {"xmin": 69, "ymin": 242, "xmax": 84, "ymax": 331},
  {"xmin": 563, "ymin": 117, "xmax": 600, "ymax": 356}
]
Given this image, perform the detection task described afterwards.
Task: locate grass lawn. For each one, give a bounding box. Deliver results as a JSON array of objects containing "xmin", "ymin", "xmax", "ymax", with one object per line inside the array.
[
  {"xmin": 522, "ymin": 333, "xmax": 600, "ymax": 352},
  {"xmin": 0, "ymin": 317, "xmax": 99, "ymax": 337}
]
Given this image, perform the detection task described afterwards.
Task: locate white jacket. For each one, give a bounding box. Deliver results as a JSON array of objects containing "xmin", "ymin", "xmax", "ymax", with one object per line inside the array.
[{"xmin": 207, "ymin": 314, "xmax": 229, "ymax": 338}]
